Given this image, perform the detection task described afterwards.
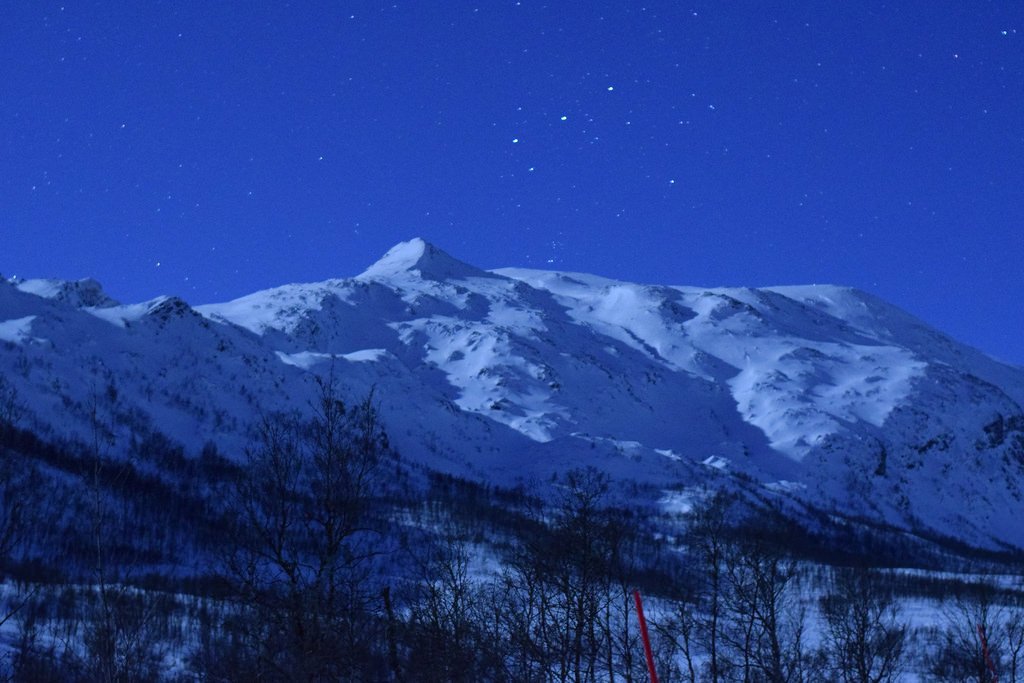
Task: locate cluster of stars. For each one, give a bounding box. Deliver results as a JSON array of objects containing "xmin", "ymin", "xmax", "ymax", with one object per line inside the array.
[{"xmin": 1, "ymin": 1, "xmax": 1021, "ymax": 363}]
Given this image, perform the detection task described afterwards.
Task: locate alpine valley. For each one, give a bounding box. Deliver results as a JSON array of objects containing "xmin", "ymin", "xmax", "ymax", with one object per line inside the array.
[{"xmin": 7, "ymin": 239, "xmax": 1024, "ymax": 681}]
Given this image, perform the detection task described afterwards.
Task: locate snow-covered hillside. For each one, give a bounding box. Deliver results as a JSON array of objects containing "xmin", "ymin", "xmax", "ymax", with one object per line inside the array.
[{"xmin": 3, "ymin": 238, "xmax": 1023, "ymax": 551}]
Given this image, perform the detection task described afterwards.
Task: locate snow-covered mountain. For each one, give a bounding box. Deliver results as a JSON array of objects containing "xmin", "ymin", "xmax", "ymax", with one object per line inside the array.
[{"xmin": 3, "ymin": 238, "xmax": 1024, "ymax": 551}]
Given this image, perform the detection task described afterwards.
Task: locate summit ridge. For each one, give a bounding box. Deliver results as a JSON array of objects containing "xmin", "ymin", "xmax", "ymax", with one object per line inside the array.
[{"xmin": 3, "ymin": 239, "xmax": 1024, "ymax": 551}]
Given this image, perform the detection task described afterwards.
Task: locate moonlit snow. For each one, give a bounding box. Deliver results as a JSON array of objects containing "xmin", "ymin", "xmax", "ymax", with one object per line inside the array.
[{"xmin": 4, "ymin": 238, "xmax": 1024, "ymax": 551}]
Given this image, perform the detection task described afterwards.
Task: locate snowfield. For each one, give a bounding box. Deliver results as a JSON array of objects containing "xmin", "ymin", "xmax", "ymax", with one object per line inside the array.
[{"xmin": 3, "ymin": 238, "xmax": 1024, "ymax": 551}]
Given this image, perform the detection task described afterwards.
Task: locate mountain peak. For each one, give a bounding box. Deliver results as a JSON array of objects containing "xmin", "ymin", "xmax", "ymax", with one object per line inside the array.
[
  {"xmin": 357, "ymin": 238, "xmax": 494, "ymax": 282},
  {"xmin": 12, "ymin": 277, "xmax": 119, "ymax": 308}
]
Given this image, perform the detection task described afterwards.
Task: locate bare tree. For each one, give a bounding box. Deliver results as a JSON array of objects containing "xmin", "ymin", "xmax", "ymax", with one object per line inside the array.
[
  {"xmin": 649, "ymin": 595, "xmax": 701, "ymax": 683},
  {"xmin": 0, "ymin": 377, "xmax": 41, "ymax": 667},
  {"xmin": 0, "ymin": 375, "xmax": 26, "ymax": 571},
  {"xmin": 404, "ymin": 533, "xmax": 503, "ymax": 682},
  {"xmin": 930, "ymin": 585, "xmax": 1011, "ymax": 683},
  {"xmin": 225, "ymin": 376, "xmax": 393, "ymax": 681},
  {"xmin": 722, "ymin": 521, "xmax": 809, "ymax": 683},
  {"xmin": 0, "ymin": 461, "xmax": 30, "ymax": 597},
  {"xmin": 819, "ymin": 566, "xmax": 906, "ymax": 683},
  {"xmin": 492, "ymin": 468, "xmax": 631, "ymax": 683},
  {"xmin": 1002, "ymin": 599, "xmax": 1024, "ymax": 683},
  {"xmin": 0, "ymin": 375, "xmax": 23, "ymax": 433},
  {"xmin": 687, "ymin": 492, "xmax": 735, "ymax": 683},
  {"xmin": 78, "ymin": 384, "xmax": 167, "ymax": 683},
  {"xmin": 546, "ymin": 468, "xmax": 621, "ymax": 683}
]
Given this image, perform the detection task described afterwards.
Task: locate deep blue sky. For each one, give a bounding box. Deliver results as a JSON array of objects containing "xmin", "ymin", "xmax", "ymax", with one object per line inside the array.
[{"xmin": 3, "ymin": 2, "xmax": 1022, "ymax": 364}]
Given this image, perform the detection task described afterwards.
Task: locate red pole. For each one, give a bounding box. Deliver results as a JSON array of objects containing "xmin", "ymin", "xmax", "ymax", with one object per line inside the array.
[
  {"xmin": 978, "ymin": 624, "xmax": 999, "ymax": 683},
  {"xmin": 633, "ymin": 589, "xmax": 660, "ymax": 683}
]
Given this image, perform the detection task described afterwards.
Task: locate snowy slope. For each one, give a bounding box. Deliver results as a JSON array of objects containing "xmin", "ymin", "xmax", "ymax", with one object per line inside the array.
[{"xmin": 3, "ymin": 238, "xmax": 1024, "ymax": 551}]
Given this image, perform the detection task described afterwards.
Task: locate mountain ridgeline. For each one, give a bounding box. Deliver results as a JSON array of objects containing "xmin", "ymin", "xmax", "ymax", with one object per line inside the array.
[{"xmin": 2, "ymin": 237, "xmax": 1024, "ymax": 556}]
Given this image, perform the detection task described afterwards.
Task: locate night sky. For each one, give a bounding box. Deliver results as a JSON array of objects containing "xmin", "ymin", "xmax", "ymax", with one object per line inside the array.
[{"xmin": 3, "ymin": 2, "xmax": 1022, "ymax": 364}]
